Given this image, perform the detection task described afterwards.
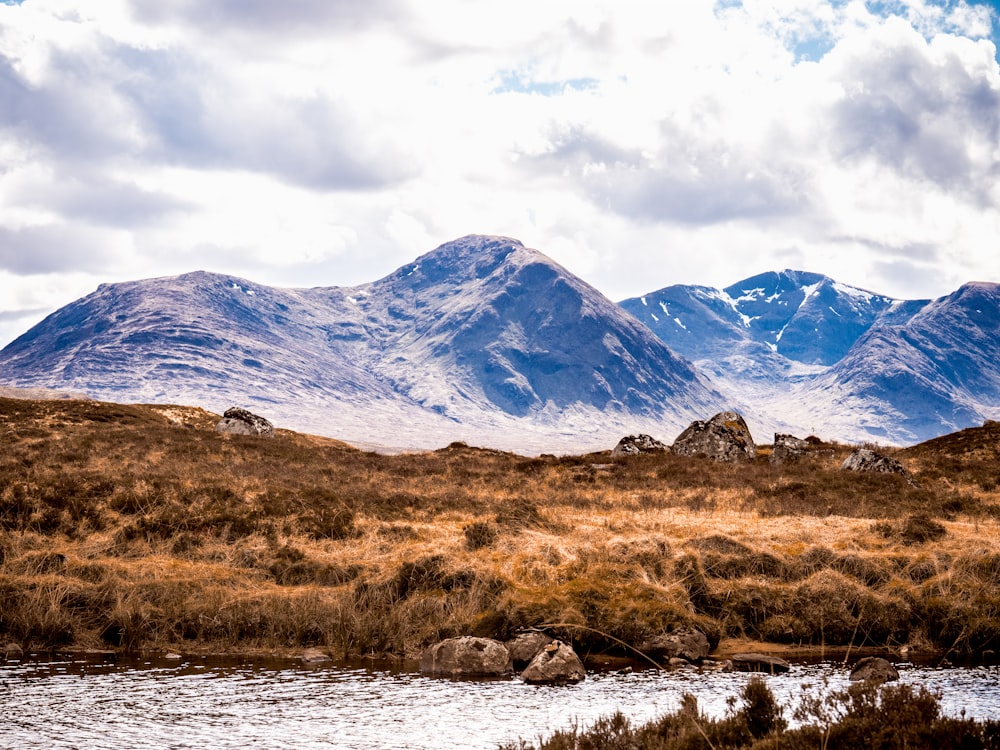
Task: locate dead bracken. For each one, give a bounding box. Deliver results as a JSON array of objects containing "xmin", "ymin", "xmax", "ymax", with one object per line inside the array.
[{"xmin": 1, "ymin": 396, "xmax": 999, "ymax": 662}]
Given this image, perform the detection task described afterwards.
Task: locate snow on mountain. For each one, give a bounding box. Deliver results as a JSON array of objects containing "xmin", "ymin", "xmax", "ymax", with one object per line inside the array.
[
  {"xmin": 0, "ymin": 235, "xmax": 724, "ymax": 453},
  {"xmin": 623, "ymin": 272, "xmax": 1000, "ymax": 445}
]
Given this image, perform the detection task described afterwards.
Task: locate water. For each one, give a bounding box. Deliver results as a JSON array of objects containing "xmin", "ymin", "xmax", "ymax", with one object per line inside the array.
[{"xmin": 2, "ymin": 653, "xmax": 998, "ymax": 749}]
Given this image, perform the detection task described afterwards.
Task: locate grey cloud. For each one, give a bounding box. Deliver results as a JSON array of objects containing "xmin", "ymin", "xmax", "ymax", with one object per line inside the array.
[
  {"xmin": 2, "ymin": 37, "xmax": 411, "ymax": 192},
  {"xmin": 830, "ymin": 39, "xmax": 1000, "ymax": 195},
  {"xmin": 0, "ymin": 53, "xmax": 136, "ymax": 162},
  {"xmin": 0, "ymin": 226, "xmax": 119, "ymax": 275},
  {"xmin": 18, "ymin": 173, "xmax": 194, "ymax": 229},
  {"xmin": 127, "ymin": 0, "xmax": 404, "ymax": 36},
  {"xmin": 112, "ymin": 45, "xmax": 411, "ymax": 190},
  {"xmin": 523, "ymin": 128, "xmax": 806, "ymax": 225}
]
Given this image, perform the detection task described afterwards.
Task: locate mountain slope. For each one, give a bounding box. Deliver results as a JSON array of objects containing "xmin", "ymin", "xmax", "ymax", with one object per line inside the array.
[{"xmin": 0, "ymin": 236, "xmax": 723, "ymax": 451}]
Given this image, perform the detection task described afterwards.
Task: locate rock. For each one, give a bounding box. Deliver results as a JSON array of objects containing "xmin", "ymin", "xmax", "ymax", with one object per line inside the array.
[
  {"xmin": 301, "ymin": 648, "xmax": 330, "ymax": 664},
  {"xmin": 521, "ymin": 640, "xmax": 586, "ymax": 685},
  {"xmin": 731, "ymin": 653, "xmax": 791, "ymax": 674},
  {"xmin": 506, "ymin": 631, "xmax": 554, "ymax": 671},
  {"xmin": 849, "ymin": 656, "xmax": 899, "ymax": 683},
  {"xmin": 164, "ymin": 652, "xmax": 182, "ymax": 660},
  {"xmin": 216, "ymin": 407, "xmax": 275, "ymax": 438},
  {"xmin": 612, "ymin": 434, "xmax": 669, "ymax": 457},
  {"xmin": 3, "ymin": 643, "xmax": 23, "ymax": 660},
  {"xmin": 770, "ymin": 433, "xmax": 810, "ymax": 464},
  {"xmin": 638, "ymin": 629, "xmax": 710, "ymax": 664},
  {"xmin": 419, "ymin": 637, "xmax": 510, "ymax": 678},
  {"xmin": 840, "ymin": 448, "xmax": 913, "ymax": 483},
  {"xmin": 672, "ymin": 411, "xmax": 756, "ymax": 462}
]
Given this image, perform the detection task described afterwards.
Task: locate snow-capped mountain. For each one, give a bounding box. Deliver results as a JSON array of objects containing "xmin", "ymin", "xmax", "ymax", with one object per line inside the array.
[
  {"xmin": 0, "ymin": 235, "xmax": 724, "ymax": 452},
  {"xmin": 622, "ymin": 272, "xmax": 1000, "ymax": 444}
]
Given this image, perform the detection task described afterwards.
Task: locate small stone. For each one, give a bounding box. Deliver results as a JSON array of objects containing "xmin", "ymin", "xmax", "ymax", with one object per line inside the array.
[
  {"xmin": 849, "ymin": 656, "xmax": 899, "ymax": 683},
  {"xmin": 731, "ymin": 653, "xmax": 790, "ymax": 674},
  {"xmin": 301, "ymin": 648, "xmax": 330, "ymax": 664}
]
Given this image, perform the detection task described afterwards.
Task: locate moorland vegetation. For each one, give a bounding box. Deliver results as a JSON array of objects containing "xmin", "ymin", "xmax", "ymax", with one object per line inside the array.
[{"xmin": 1, "ymin": 397, "xmax": 999, "ymax": 663}]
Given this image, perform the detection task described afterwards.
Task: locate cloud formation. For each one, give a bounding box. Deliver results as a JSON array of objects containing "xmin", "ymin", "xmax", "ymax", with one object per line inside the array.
[{"xmin": 0, "ymin": 0, "xmax": 998, "ymax": 348}]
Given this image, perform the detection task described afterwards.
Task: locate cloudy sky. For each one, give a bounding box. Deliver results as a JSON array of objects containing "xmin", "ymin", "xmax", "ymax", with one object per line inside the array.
[{"xmin": 1, "ymin": 0, "xmax": 999, "ymax": 348}]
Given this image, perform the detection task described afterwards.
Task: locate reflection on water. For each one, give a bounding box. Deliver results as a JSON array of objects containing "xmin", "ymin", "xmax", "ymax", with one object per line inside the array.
[{"xmin": 2, "ymin": 653, "xmax": 998, "ymax": 750}]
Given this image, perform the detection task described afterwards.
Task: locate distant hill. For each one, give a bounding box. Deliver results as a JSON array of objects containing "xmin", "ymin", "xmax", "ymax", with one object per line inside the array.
[
  {"xmin": 0, "ymin": 235, "xmax": 723, "ymax": 452},
  {"xmin": 622, "ymin": 272, "xmax": 1000, "ymax": 444}
]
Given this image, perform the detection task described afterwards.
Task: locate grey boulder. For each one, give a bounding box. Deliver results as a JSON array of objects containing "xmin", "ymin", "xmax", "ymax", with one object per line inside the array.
[
  {"xmin": 612, "ymin": 434, "xmax": 669, "ymax": 457},
  {"xmin": 521, "ymin": 640, "xmax": 586, "ymax": 685},
  {"xmin": 419, "ymin": 637, "xmax": 510, "ymax": 677},
  {"xmin": 216, "ymin": 407, "xmax": 275, "ymax": 438},
  {"xmin": 849, "ymin": 656, "xmax": 899, "ymax": 683},
  {"xmin": 672, "ymin": 411, "xmax": 756, "ymax": 462}
]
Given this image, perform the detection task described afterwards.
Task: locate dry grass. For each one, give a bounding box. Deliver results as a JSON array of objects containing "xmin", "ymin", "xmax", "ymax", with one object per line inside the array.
[{"xmin": 1, "ymin": 397, "xmax": 999, "ymax": 660}]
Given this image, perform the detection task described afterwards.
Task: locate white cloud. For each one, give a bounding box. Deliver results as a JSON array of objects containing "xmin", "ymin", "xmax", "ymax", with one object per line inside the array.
[{"xmin": 0, "ymin": 0, "xmax": 998, "ymax": 347}]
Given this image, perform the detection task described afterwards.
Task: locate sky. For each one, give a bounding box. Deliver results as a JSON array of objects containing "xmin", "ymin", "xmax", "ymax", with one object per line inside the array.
[{"xmin": 1, "ymin": 0, "xmax": 999, "ymax": 348}]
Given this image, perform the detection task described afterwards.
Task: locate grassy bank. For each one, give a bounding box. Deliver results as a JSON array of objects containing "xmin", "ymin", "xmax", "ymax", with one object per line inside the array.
[{"xmin": 1, "ymin": 397, "xmax": 999, "ymax": 660}]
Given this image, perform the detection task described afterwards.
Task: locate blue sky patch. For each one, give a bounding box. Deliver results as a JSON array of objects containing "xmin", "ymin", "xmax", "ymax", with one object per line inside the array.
[{"xmin": 492, "ymin": 71, "xmax": 599, "ymax": 96}]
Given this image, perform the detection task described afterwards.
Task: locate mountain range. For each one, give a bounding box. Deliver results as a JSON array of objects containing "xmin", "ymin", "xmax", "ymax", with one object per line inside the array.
[{"xmin": 1, "ymin": 235, "xmax": 997, "ymax": 451}]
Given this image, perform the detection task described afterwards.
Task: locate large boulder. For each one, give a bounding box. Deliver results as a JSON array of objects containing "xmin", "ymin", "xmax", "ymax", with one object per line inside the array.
[
  {"xmin": 638, "ymin": 629, "xmax": 710, "ymax": 664},
  {"xmin": 770, "ymin": 433, "xmax": 810, "ymax": 464},
  {"xmin": 849, "ymin": 656, "xmax": 899, "ymax": 683},
  {"xmin": 216, "ymin": 407, "xmax": 275, "ymax": 438},
  {"xmin": 419, "ymin": 637, "xmax": 510, "ymax": 677},
  {"xmin": 520, "ymin": 640, "xmax": 586, "ymax": 685},
  {"xmin": 612, "ymin": 434, "xmax": 669, "ymax": 457},
  {"xmin": 672, "ymin": 411, "xmax": 756, "ymax": 462},
  {"xmin": 840, "ymin": 448, "xmax": 912, "ymax": 481},
  {"xmin": 506, "ymin": 631, "xmax": 554, "ymax": 671}
]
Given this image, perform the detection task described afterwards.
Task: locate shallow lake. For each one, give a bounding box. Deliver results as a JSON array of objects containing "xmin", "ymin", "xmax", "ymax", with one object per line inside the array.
[{"xmin": 2, "ymin": 653, "xmax": 998, "ymax": 749}]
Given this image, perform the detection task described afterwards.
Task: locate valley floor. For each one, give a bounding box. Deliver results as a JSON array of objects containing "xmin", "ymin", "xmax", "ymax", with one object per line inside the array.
[{"xmin": 1, "ymin": 397, "xmax": 999, "ymax": 664}]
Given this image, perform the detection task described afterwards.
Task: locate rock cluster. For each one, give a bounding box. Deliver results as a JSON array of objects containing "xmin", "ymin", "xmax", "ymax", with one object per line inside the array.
[
  {"xmin": 215, "ymin": 407, "xmax": 275, "ymax": 438},
  {"xmin": 612, "ymin": 434, "xmax": 669, "ymax": 457},
  {"xmin": 419, "ymin": 635, "xmax": 585, "ymax": 685},
  {"xmin": 672, "ymin": 411, "xmax": 756, "ymax": 461}
]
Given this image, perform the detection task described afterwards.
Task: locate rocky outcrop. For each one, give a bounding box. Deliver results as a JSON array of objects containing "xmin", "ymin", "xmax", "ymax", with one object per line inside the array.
[
  {"xmin": 672, "ymin": 411, "xmax": 756, "ymax": 461},
  {"xmin": 419, "ymin": 637, "xmax": 510, "ymax": 677},
  {"xmin": 520, "ymin": 640, "xmax": 586, "ymax": 685},
  {"xmin": 840, "ymin": 448, "xmax": 912, "ymax": 481},
  {"xmin": 612, "ymin": 434, "xmax": 669, "ymax": 457},
  {"xmin": 638, "ymin": 629, "xmax": 710, "ymax": 664},
  {"xmin": 770, "ymin": 433, "xmax": 809, "ymax": 464},
  {"xmin": 849, "ymin": 656, "xmax": 899, "ymax": 683},
  {"xmin": 506, "ymin": 631, "xmax": 553, "ymax": 671},
  {"xmin": 216, "ymin": 407, "xmax": 275, "ymax": 438},
  {"xmin": 731, "ymin": 653, "xmax": 791, "ymax": 674}
]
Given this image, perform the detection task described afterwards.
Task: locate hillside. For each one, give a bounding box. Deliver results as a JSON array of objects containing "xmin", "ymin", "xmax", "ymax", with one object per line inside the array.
[{"xmin": 1, "ymin": 396, "xmax": 998, "ymax": 661}]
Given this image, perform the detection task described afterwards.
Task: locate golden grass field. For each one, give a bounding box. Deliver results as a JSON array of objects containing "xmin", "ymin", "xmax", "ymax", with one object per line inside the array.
[{"xmin": 1, "ymin": 397, "xmax": 998, "ymax": 663}]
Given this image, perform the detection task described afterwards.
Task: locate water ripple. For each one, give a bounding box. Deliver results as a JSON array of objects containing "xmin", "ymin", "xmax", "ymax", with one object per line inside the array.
[{"xmin": 1, "ymin": 656, "xmax": 997, "ymax": 749}]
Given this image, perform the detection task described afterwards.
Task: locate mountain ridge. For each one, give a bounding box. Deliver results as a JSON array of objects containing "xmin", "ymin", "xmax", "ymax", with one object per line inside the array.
[{"xmin": 0, "ymin": 235, "xmax": 725, "ymax": 452}]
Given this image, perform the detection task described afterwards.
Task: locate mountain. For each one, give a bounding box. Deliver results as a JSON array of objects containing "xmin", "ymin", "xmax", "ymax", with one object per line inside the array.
[
  {"xmin": 622, "ymin": 272, "xmax": 1000, "ymax": 444},
  {"xmin": 0, "ymin": 235, "xmax": 724, "ymax": 452}
]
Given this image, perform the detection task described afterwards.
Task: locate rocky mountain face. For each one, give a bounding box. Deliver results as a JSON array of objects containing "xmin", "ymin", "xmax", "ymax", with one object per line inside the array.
[
  {"xmin": 0, "ymin": 235, "xmax": 723, "ymax": 452},
  {"xmin": 622, "ymin": 272, "xmax": 1000, "ymax": 444}
]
